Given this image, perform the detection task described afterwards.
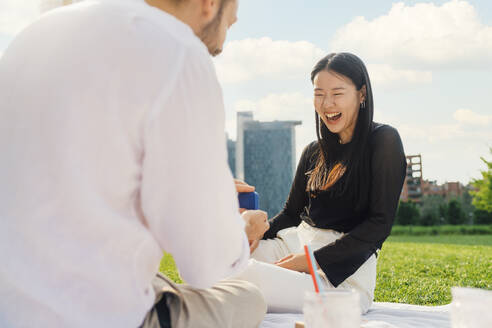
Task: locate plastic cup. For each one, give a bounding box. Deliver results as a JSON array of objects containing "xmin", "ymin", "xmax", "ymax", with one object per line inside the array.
[
  {"xmin": 450, "ymin": 287, "xmax": 492, "ymax": 328},
  {"xmin": 303, "ymin": 289, "xmax": 361, "ymax": 328}
]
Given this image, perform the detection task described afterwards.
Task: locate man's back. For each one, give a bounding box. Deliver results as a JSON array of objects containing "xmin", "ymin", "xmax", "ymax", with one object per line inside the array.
[{"xmin": 0, "ymin": 1, "xmax": 248, "ymax": 327}]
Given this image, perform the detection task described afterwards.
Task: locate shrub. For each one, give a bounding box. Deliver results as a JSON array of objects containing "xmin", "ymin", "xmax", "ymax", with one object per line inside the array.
[
  {"xmin": 390, "ymin": 225, "xmax": 492, "ymax": 236},
  {"xmin": 439, "ymin": 203, "xmax": 448, "ymax": 224},
  {"xmin": 470, "ymin": 148, "xmax": 492, "ymax": 213},
  {"xmin": 396, "ymin": 201, "xmax": 420, "ymax": 225},
  {"xmin": 448, "ymin": 199, "xmax": 466, "ymax": 225},
  {"xmin": 474, "ymin": 209, "xmax": 492, "ymax": 225},
  {"xmin": 419, "ymin": 195, "xmax": 445, "ymax": 226}
]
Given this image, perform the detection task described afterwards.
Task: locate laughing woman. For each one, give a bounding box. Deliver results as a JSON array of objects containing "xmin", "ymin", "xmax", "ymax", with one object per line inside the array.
[{"xmin": 237, "ymin": 52, "xmax": 407, "ymax": 314}]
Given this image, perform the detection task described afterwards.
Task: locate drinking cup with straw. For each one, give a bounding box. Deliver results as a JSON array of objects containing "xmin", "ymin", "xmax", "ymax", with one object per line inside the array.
[
  {"xmin": 303, "ymin": 244, "xmax": 361, "ymax": 328},
  {"xmin": 304, "ymin": 244, "xmax": 323, "ymax": 293}
]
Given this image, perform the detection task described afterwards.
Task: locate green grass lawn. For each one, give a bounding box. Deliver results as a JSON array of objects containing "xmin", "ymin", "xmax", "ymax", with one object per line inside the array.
[
  {"xmin": 391, "ymin": 225, "xmax": 492, "ymax": 236},
  {"xmin": 375, "ymin": 235, "xmax": 492, "ymax": 305},
  {"xmin": 386, "ymin": 234, "xmax": 492, "ymax": 246},
  {"xmin": 159, "ymin": 252, "xmax": 183, "ymax": 284},
  {"xmin": 159, "ymin": 234, "xmax": 492, "ymax": 305}
]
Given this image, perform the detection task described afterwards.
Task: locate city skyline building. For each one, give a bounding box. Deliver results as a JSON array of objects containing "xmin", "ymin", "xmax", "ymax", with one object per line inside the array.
[
  {"xmin": 401, "ymin": 154, "xmax": 423, "ymax": 203},
  {"xmin": 232, "ymin": 111, "xmax": 301, "ymax": 217},
  {"xmin": 401, "ymin": 154, "xmax": 465, "ymax": 202},
  {"xmin": 226, "ymin": 134, "xmax": 236, "ymax": 177},
  {"xmin": 235, "ymin": 111, "xmax": 254, "ymax": 181}
]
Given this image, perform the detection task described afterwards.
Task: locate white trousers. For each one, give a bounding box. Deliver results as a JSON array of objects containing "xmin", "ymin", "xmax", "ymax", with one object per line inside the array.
[{"xmin": 236, "ymin": 221, "xmax": 377, "ymax": 314}]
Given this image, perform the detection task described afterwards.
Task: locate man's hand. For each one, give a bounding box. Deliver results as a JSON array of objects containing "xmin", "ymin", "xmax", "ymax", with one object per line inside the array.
[
  {"xmin": 235, "ymin": 180, "xmax": 265, "ymax": 254},
  {"xmin": 234, "ymin": 179, "xmax": 255, "ymax": 213},
  {"xmin": 241, "ymin": 210, "xmax": 269, "ymax": 243},
  {"xmin": 234, "ymin": 179, "xmax": 255, "ymax": 193},
  {"xmin": 249, "ymin": 239, "xmax": 260, "ymax": 254},
  {"xmin": 275, "ymin": 253, "xmax": 310, "ymax": 273}
]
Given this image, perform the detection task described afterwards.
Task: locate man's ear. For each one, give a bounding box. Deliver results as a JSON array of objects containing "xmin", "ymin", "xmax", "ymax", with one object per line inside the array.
[{"xmin": 199, "ymin": 0, "xmax": 220, "ymax": 23}]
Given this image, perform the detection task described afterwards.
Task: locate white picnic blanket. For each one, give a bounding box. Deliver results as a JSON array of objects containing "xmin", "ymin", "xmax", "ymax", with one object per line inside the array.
[{"xmin": 260, "ymin": 302, "xmax": 451, "ymax": 328}]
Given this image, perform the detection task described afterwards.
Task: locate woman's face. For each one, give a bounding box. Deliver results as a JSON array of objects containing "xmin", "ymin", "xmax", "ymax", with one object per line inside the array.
[{"xmin": 313, "ymin": 70, "xmax": 365, "ymax": 144}]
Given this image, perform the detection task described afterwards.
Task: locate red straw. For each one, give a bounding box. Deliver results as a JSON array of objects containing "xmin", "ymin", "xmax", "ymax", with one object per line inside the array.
[{"xmin": 304, "ymin": 245, "xmax": 320, "ymax": 293}]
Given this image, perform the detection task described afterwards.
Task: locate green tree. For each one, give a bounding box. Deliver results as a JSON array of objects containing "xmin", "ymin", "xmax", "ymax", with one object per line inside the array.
[
  {"xmin": 447, "ymin": 199, "xmax": 466, "ymax": 225},
  {"xmin": 474, "ymin": 209, "xmax": 492, "ymax": 224},
  {"xmin": 458, "ymin": 191, "xmax": 475, "ymax": 224},
  {"xmin": 471, "ymin": 148, "xmax": 492, "ymax": 213},
  {"xmin": 419, "ymin": 195, "xmax": 445, "ymax": 226},
  {"xmin": 396, "ymin": 201, "xmax": 420, "ymax": 226},
  {"xmin": 438, "ymin": 203, "xmax": 448, "ymax": 224}
]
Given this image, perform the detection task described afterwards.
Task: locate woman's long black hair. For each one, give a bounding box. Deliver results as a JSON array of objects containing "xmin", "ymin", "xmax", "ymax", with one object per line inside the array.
[{"xmin": 307, "ymin": 53, "xmax": 374, "ymax": 210}]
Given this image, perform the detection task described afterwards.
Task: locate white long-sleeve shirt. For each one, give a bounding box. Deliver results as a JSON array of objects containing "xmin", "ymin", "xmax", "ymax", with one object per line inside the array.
[{"xmin": 0, "ymin": 0, "xmax": 249, "ymax": 327}]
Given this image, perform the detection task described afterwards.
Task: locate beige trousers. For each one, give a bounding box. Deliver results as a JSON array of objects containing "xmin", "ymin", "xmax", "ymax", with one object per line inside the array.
[
  {"xmin": 141, "ymin": 273, "xmax": 267, "ymax": 328},
  {"xmin": 235, "ymin": 221, "xmax": 377, "ymax": 314}
]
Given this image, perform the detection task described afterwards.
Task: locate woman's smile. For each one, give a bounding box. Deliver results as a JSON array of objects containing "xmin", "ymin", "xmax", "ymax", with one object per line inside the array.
[{"xmin": 324, "ymin": 112, "xmax": 342, "ymax": 123}]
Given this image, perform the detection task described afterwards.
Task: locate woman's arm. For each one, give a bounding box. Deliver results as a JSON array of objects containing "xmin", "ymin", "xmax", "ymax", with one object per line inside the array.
[
  {"xmin": 313, "ymin": 125, "xmax": 407, "ymax": 286},
  {"xmin": 263, "ymin": 142, "xmax": 316, "ymax": 239}
]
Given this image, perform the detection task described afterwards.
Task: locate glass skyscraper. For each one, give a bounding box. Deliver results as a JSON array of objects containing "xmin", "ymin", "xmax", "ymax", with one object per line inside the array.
[
  {"xmin": 233, "ymin": 111, "xmax": 301, "ymax": 218},
  {"xmin": 226, "ymin": 136, "xmax": 236, "ymax": 177}
]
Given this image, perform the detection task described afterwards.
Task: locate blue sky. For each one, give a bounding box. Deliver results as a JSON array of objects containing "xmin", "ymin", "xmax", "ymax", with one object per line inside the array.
[
  {"xmin": 1, "ymin": 0, "xmax": 491, "ymax": 184},
  {"xmin": 215, "ymin": 0, "xmax": 492, "ymax": 185},
  {"xmin": 228, "ymin": 0, "xmax": 492, "ymax": 43}
]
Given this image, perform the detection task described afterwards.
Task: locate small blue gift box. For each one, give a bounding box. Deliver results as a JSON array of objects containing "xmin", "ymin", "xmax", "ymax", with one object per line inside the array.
[{"xmin": 238, "ymin": 192, "xmax": 259, "ymax": 210}]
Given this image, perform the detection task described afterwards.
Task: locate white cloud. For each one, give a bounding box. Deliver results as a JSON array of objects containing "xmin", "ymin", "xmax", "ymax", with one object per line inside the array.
[
  {"xmin": 398, "ymin": 123, "xmax": 466, "ymax": 143},
  {"xmin": 389, "ymin": 119, "xmax": 491, "ymax": 183},
  {"xmin": 390, "ymin": 108, "xmax": 492, "ymax": 183},
  {"xmin": 367, "ymin": 64, "xmax": 432, "ymax": 88},
  {"xmin": 214, "ymin": 37, "xmax": 325, "ymax": 84},
  {"xmin": 215, "ymin": 37, "xmax": 433, "ymax": 89},
  {"xmin": 402, "ymin": 135, "xmax": 490, "ymax": 184},
  {"xmin": 453, "ymin": 108, "xmax": 492, "ymax": 126},
  {"xmin": 330, "ymin": 1, "xmax": 492, "ymax": 69},
  {"xmin": 395, "ymin": 108, "xmax": 492, "ymax": 144},
  {"xmin": 0, "ymin": 0, "xmax": 40, "ymax": 37},
  {"xmin": 235, "ymin": 92, "xmax": 312, "ymax": 122}
]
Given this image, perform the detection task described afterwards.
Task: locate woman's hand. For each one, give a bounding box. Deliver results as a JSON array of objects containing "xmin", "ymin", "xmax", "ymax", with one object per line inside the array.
[{"xmin": 275, "ymin": 253, "xmax": 310, "ymax": 273}]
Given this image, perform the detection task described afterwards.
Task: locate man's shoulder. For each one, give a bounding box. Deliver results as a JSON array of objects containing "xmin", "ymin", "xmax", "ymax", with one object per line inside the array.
[
  {"xmin": 60, "ymin": 0, "xmax": 208, "ymax": 56},
  {"xmin": 131, "ymin": 1, "xmax": 208, "ymax": 53},
  {"xmin": 132, "ymin": 3, "xmax": 207, "ymax": 53}
]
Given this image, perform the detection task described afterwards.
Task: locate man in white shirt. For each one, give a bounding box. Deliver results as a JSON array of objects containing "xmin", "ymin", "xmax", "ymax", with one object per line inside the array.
[{"xmin": 0, "ymin": 0, "xmax": 268, "ymax": 327}]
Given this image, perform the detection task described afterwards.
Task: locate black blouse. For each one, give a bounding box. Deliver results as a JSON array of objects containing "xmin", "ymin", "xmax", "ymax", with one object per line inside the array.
[{"xmin": 263, "ymin": 123, "xmax": 407, "ymax": 287}]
